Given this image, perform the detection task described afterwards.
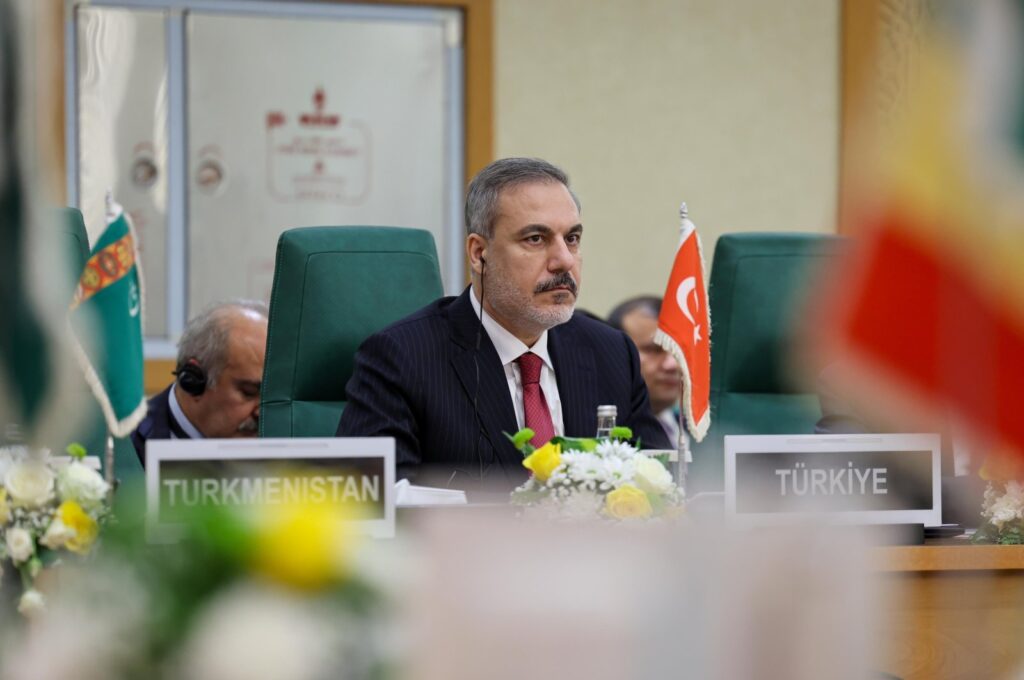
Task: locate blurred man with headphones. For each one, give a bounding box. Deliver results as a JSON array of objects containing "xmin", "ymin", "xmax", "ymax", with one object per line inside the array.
[{"xmin": 130, "ymin": 300, "xmax": 268, "ymax": 464}]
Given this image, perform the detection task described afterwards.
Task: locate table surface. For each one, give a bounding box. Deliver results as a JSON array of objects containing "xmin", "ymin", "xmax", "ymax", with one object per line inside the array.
[{"xmin": 872, "ymin": 538, "xmax": 1024, "ymax": 572}]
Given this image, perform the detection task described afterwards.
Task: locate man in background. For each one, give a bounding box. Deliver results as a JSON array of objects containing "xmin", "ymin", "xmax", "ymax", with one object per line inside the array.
[
  {"xmin": 608, "ymin": 296, "xmax": 681, "ymax": 447},
  {"xmin": 130, "ymin": 300, "xmax": 268, "ymax": 464}
]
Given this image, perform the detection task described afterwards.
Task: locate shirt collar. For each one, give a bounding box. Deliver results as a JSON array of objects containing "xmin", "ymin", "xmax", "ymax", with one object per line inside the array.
[
  {"xmin": 169, "ymin": 384, "xmax": 205, "ymax": 439},
  {"xmin": 469, "ymin": 285, "xmax": 552, "ymax": 370}
]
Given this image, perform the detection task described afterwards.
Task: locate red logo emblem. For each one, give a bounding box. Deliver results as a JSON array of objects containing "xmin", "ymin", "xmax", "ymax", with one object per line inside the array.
[{"xmin": 299, "ymin": 87, "xmax": 340, "ymax": 127}]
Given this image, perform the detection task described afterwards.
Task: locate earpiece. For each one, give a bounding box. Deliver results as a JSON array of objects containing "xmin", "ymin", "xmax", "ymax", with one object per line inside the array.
[{"xmin": 175, "ymin": 360, "xmax": 207, "ymax": 396}]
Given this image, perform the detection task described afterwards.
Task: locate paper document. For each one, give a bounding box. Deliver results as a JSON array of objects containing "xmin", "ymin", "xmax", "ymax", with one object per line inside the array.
[{"xmin": 395, "ymin": 479, "xmax": 467, "ymax": 507}]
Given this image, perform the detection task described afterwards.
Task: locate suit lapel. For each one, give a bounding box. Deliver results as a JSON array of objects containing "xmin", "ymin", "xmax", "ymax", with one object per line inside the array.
[
  {"xmin": 549, "ymin": 318, "xmax": 598, "ymax": 438},
  {"xmin": 447, "ymin": 289, "xmax": 521, "ymax": 465}
]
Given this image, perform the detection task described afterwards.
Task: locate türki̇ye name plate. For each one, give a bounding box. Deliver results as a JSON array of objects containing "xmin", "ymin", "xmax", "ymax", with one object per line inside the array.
[
  {"xmin": 146, "ymin": 438, "xmax": 395, "ymax": 541},
  {"xmin": 724, "ymin": 434, "xmax": 941, "ymax": 527}
]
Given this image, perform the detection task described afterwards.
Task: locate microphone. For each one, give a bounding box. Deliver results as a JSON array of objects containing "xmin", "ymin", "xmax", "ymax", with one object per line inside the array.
[
  {"xmin": 472, "ymin": 258, "xmax": 487, "ymax": 478},
  {"xmin": 470, "ymin": 256, "xmax": 504, "ymax": 482}
]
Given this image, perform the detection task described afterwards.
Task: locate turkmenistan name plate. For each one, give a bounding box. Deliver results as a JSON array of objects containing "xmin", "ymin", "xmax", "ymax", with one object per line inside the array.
[
  {"xmin": 724, "ymin": 434, "xmax": 941, "ymax": 527},
  {"xmin": 146, "ymin": 437, "xmax": 395, "ymax": 541}
]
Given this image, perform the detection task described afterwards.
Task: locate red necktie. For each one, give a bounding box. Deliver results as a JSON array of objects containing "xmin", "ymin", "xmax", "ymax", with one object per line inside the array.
[{"xmin": 517, "ymin": 352, "xmax": 555, "ymax": 448}]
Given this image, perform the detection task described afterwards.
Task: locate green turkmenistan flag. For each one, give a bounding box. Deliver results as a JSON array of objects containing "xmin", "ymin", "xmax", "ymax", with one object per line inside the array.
[{"xmin": 69, "ymin": 197, "xmax": 146, "ymax": 437}]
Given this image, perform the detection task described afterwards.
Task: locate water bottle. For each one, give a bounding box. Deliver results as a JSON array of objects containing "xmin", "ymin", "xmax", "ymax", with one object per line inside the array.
[{"xmin": 596, "ymin": 405, "xmax": 617, "ymax": 438}]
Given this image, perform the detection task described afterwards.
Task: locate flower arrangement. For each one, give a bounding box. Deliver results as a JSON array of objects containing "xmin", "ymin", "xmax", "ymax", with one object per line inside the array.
[
  {"xmin": 509, "ymin": 427, "xmax": 684, "ymax": 521},
  {"xmin": 968, "ymin": 454, "xmax": 1024, "ymax": 545},
  {"xmin": 0, "ymin": 443, "xmax": 109, "ymax": 616},
  {"xmin": 973, "ymin": 479, "xmax": 1024, "ymax": 544},
  {"xmin": 1, "ymin": 486, "xmax": 390, "ymax": 680}
]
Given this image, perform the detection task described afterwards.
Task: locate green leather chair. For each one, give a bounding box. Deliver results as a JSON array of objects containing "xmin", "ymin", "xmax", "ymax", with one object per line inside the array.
[
  {"xmin": 260, "ymin": 226, "xmax": 444, "ymax": 438},
  {"xmin": 688, "ymin": 232, "xmax": 845, "ymax": 493}
]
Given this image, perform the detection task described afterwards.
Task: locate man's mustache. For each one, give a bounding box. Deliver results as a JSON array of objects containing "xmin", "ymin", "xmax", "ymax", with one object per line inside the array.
[
  {"xmin": 535, "ymin": 272, "xmax": 578, "ymax": 296},
  {"xmin": 237, "ymin": 417, "xmax": 259, "ymax": 434}
]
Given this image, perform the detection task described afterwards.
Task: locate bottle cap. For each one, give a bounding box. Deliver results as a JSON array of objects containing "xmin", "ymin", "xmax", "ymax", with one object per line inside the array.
[{"xmin": 597, "ymin": 405, "xmax": 617, "ymax": 417}]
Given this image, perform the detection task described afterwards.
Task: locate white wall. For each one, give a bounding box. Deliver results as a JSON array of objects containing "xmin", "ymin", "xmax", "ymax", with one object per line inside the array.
[{"xmin": 494, "ymin": 0, "xmax": 840, "ymax": 316}]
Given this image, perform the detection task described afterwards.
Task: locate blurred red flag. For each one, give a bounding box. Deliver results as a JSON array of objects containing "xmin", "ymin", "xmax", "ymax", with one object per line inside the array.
[
  {"xmin": 655, "ymin": 205, "xmax": 711, "ymax": 442},
  {"xmin": 817, "ymin": 1, "xmax": 1024, "ymax": 458}
]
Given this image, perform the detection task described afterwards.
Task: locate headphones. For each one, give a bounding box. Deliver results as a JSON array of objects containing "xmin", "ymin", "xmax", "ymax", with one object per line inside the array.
[{"xmin": 174, "ymin": 360, "xmax": 207, "ymax": 396}]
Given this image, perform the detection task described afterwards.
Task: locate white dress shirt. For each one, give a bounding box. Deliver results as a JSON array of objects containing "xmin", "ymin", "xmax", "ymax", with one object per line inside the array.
[
  {"xmin": 169, "ymin": 384, "xmax": 205, "ymax": 440},
  {"xmin": 657, "ymin": 406, "xmax": 693, "ymax": 463},
  {"xmin": 657, "ymin": 407, "xmax": 680, "ymax": 449},
  {"xmin": 470, "ymin": 286, "xmax": 565, "ymax": 436}
]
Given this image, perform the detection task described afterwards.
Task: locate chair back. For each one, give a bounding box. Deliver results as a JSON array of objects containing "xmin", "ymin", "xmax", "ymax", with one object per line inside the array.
[
  {"xmin": 260, "ymin": 226, "xmax": 444, "ymax": 437},
  {"xmin": 689, "ymin": 232, "xmax": 845, "ymax": 492}
]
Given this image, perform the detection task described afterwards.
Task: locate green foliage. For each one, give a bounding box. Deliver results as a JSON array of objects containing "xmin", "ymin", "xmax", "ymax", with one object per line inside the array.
[
  {"xmin": 646, "ymin": 491, "xmax": 667, "ymax": 517},
  {"xmin": 505, "ymin": 429, "xmax": 536, "ymax": 456},
  {"xmin": 505, "ymin": 428, "xmax": 638, "ymax": 455},
  {"xmin": 551, "ymin": 436, "xmax": 597, "ymax": 452},
  {"xmin": 193, "ymin": 503, "xmax": 258, "ymax": 564},
  {"xmin": 609, "ymin": 426, "xmax": 633, "ymax": 441},
  {"xmin": 999, "ymin": 525, "xmax": 1024, "ymax": 545},
  {"xmin": 972, "ymin": 521, "xmax": 1024, "ymax": 545},
  {"xmin": 65, "ymin": 442, "xmax": 87, "ymax": 459},
  {"xmin": 510, "ymin": 489, "xmax": 551, "ymax": 505}
]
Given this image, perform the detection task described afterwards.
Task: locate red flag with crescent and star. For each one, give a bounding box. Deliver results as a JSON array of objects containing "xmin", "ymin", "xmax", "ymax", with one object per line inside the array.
[{"xmin": 655, "ymin": 204, "xmax": 711, "ymax": 442}]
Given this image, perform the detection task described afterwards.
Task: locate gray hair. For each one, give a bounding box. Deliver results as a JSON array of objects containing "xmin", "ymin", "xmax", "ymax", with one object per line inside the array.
[
  {"xmin": 465, "ymin": 157, "xmax": 581, "ymax": 239},
  {"xmin": 176, "ymin": 299, "xmax": 268, "ymax": 387}
]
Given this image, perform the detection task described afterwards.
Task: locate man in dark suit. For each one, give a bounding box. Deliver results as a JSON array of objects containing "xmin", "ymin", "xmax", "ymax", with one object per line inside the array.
[
  {"xmin": 131, "ymin": 300, "xmax": 268, "ymax": 464},
  {"xmin": 608, "ymin": 296, "xmax": 683, "ymax": 447},
  {"xmin": 337, "ymin": 157, "xmax": 669, "ymax": 488}
]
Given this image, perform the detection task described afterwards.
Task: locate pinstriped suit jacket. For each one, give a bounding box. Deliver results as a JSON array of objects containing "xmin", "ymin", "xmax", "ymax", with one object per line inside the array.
[{"xmin": 336, "ymin": 287, "xmax": 670, "ymax": 488}]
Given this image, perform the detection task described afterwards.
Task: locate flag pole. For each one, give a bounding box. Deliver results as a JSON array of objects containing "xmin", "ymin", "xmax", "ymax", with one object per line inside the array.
[
  {"xmin": 676, "ymin": 202, "xmax": 691, "ymax": 495},
  {"xmin": 105, "ymin": 434, "xmax": 115, "ymax": 494},
  {"xmin": 677, "ymin": 411, "xmax": 691, "ymax": 495}
]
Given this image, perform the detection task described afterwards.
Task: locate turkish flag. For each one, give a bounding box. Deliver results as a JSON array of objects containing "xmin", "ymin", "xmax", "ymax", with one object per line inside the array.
[{"xmin": 655, "ymin": 210, "xmax": 711, "ymax": 442}]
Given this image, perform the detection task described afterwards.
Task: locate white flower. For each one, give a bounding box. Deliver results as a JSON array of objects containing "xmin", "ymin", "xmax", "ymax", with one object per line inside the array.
[
  {"xmin": 982, "ymin": 484, "xmax": 999, "ymax": 516},
  {"xmin": 5, "ymin": 459, "xmax": 54, "ymax": 508},
  {"xmin": 595, "ymin": 440, "xmax": 639, "ymax": 460},
  {"xmin": 57, "ymin": 462, "xmax": 109, "ymax": 510},
  {"xmin": 40, "ymin": 518, "xmax": 75, "ymax": 550},
  {"xmin": 18, "ymin": 589, "xmax": 45, "ymax": 617},
  {"xmin": 6, "ymin": 527, "xmax": 34, "ymax": 563},
  {"xmin": 990, "ymin": 494, "xmax": 1023, "ymax": 528},
  {"xmin": 1005, "ymin": 481, "xmax": 1024, "ymax": 506},
  {"xmin": 557, "ymin": 489, "xmax": 605, "ymax": 520},
  {"xmin": 176, "ymin": 582, "xmax": 341, "ymax": 680},
  {"xmin": 599, "ymin": 456, "xmax": 633, "ymax": 486},
  {"xmin": 634, "ymin": 456, "xmax": 675, "ymax": 495}
]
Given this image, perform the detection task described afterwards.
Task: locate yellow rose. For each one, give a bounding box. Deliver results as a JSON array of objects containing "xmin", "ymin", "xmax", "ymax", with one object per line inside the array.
[
  {"xmin": 522, "ymin": 442, "xmax": 562, "ymax": 483},
  {"xmin": 59, "ymin": 500, "xmax": 98, "ymax": 554},
  {"xmin": 605, "ymin": 485, "xmax": 653, "ymax": 520},
  {"xmin": 252, "ymin": 500, "xmax": 356, "ymax": 590},
  {"xmin": 0, "ymin": 489, "xmax": 9, "ymax": 524}
]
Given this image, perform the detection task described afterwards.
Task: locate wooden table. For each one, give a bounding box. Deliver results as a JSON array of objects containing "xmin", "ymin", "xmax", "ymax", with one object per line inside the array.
[{"xmin": 870, "ymin": 540, "xmax": 1024, "ymax": 680}]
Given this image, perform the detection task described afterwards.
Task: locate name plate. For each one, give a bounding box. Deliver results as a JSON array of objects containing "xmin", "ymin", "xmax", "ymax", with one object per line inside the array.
[
  {"xmin": 146, "ymin": 437, "xmax": 395, "ymax": 541},
  {"xmin": 725, "ymin": 434, "xmax": 941, "ymax": 527}
]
